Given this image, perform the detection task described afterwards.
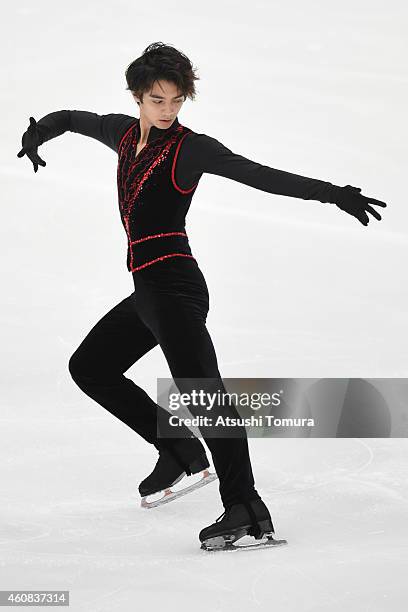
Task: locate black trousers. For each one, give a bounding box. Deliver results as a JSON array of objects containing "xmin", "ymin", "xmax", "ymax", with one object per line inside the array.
[{"xmin": 68, "ymin": 257, "xmax": 260, "ymax": 508}]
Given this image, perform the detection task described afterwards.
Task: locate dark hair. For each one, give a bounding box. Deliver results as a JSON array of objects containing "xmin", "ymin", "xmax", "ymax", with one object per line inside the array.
[{"xmin": 125, "ymin": 42, "xmax": 199, "ymax": 104}]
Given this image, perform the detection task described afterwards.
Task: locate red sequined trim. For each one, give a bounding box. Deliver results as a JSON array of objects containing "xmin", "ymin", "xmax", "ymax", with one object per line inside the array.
[
  {"xmin": 119, "ymin": 129, "xmax": 182, "ymax": 219},
  {"xmin": 171, "ymin": 132, "xmax": 199, "ymax": 194},
  {"xmin": 118, "ymin": 121, "xmax": 137, "ymax": 154},
  {"xmin": 131, "ymin": 253, "xmax": 195, "ymax": 272},
  {"xmin": 130, "ymin": 232, "xmax": 187, "ymax": 245}
]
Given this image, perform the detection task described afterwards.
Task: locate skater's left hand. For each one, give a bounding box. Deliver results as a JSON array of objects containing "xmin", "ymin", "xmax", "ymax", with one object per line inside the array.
[{"xmin": 333, "ymin": 184, "xmax": 387, "ymax": 226}]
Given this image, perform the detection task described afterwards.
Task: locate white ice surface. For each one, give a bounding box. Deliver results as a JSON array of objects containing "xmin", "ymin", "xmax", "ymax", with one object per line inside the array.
[
  {"xmin": 1, "ymin": 426, "xmax": 407, "ymax": 611},
  {"xmin": 2, "ymin": 0, "xmax": 408, "ymax": 610}
]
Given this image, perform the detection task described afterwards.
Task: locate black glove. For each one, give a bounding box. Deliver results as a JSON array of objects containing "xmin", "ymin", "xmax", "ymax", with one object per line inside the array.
[
  {"xmin": 17, "ymin": 116, "xmax": 47, "ymax": 173},
  {"xmin": 334, "ymin": 184, "xmax": 387, "ymax": 226}
]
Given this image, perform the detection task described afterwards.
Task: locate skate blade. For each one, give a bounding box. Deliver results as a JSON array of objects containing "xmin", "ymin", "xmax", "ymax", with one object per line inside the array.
[
  {"xmin": 141, "ymin": 469, "xmax": 218, "ymax": 509},
  {"xmin": 200, "ymin": 533, "xmax": 288, "ymax": 552}
]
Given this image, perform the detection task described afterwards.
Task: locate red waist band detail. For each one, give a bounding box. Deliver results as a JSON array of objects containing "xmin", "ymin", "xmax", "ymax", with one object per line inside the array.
[
  {"xmin": 130, "ymin": 232, "xmax": 187, "ymax": 246},
  {"xmin": 130, "ymin": 252, "xmax": 195, "ymax": 272}
]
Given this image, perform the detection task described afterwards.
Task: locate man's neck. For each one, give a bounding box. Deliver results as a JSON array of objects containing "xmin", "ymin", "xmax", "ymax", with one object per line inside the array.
[{"xmin": 138, "ymin": 116, "xmax": 180, "ymax": 145}]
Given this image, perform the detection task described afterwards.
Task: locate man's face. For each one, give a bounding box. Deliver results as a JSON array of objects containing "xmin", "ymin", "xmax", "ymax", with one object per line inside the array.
[{"xmin": 133, "ymin": 79, "xmax": 185, "ymax": 129}]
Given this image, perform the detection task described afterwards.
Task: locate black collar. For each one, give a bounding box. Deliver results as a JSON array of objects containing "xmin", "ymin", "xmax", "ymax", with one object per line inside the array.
[{"xmin": 137, "ymin": 116, "xmax": 180, "ymax": 144}]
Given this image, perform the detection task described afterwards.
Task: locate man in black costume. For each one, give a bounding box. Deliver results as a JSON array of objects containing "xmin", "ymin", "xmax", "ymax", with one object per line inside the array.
[{"xmin": 17, "ymin": 42, "xmax": 386, "ymax": 551}]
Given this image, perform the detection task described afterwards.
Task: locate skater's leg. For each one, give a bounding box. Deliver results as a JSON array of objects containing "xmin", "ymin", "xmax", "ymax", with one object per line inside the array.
[
  {"xmin": 68, "ymin": 291, "xmax": 207, "ymax": 466},
  {"xmin": 68, "ymin": 293, "xmax": 161, "ymax": 447},
  {"xmin": 132, "ymin": 260, "xmax": 261, "ymax": 509},
  {"xmin": 166, "ymin": 329, "xmax": 261, "ymax": 509}
]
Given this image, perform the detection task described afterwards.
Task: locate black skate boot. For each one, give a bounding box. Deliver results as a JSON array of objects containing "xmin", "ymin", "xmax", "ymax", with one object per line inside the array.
[
  {"xmin": 199, "ymin": 498, "xmax": 288, "ymax": 551},
  {"xmin": 139, "ymin": 446, "xmax": 217, "ymax": 509}
]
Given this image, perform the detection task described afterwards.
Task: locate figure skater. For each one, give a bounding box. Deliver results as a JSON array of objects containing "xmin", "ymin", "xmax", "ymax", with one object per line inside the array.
[{"xmin": 17, "ymin": 42, "xmax": 386, "ymax": 551}]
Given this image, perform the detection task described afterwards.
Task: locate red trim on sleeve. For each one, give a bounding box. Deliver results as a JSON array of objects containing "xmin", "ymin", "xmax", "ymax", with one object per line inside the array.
[{"xmin": 171, "ymin": 132, "xmax": 199, "ymax": 194}]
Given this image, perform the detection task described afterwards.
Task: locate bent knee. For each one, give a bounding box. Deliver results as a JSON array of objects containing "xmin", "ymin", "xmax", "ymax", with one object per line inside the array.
[
  {"xmin": 68, "ymin": 351, "xmax": 94, "ymax": 383},
  {"xmin": 68, "ymin": 351, "xmax": 120, "ymax": 386},
  {"xmin": 68, "ymin": 352, "xmax": 81, "ymax": 381}
]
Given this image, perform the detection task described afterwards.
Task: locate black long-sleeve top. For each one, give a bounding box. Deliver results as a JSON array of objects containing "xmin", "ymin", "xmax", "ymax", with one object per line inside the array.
[
  {"xmin": 36, "ymin": 110, "xmax": 339, "ymax": 203},
  {"xmin": 35, "ymin": 110, "xmax": 340, "ymax": 271}
]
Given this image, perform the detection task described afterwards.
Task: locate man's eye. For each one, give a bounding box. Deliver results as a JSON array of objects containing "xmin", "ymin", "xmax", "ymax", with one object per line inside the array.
[{"xmin": 153, "ymin": 100, "xmax": 182, "ymax": 104}]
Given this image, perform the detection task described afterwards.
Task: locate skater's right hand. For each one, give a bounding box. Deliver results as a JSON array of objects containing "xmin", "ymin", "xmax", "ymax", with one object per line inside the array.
[{"xmin": 17, "ymin": 116, "xmax": 47, "ymax": 173}]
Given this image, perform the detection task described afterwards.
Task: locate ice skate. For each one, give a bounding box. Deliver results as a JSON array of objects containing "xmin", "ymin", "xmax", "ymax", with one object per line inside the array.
[
  {"xmin": 139, "ymin": 447, "xmax": 217, "ymax": 509},
  {"xmin": 199, "ymin": 498, "xmax": 288, "ymax": 551}
]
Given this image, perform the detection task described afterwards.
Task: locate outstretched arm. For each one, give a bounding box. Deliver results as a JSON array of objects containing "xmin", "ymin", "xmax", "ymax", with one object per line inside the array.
[
  {"xmin": 37, "ymin": 110, "xmax": 136, "ymax": 152},
  {"xmin": 17, "ymin": 110, "xmax": 136, "ymax": 171},
  {"xmin": 178, "ymin": 133, "xmax": 387, "ymax": 226}
]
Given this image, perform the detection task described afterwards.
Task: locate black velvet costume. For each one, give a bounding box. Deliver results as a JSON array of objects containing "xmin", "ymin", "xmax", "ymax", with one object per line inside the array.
[{"xmin": 36, "ymin": 110, "xmax": 340, "ymax": 508}]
